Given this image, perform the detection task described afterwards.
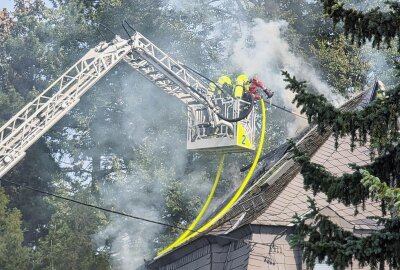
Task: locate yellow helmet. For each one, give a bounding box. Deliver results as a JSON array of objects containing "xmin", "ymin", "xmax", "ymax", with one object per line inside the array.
[
  {"xmin": 236, "ymin": 74, "xmax": 249, "ymax": 84},
  {"xmin": 217, "ymin": 75, "xmax": 232, "ymax": 86}
]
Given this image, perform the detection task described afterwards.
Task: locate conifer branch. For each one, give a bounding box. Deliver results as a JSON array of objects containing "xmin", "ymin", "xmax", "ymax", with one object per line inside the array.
[
  {"xmin": 319, "ymin": 0, "xmax": 400, "ymax": 51},
  {"xmin": 290, "ymin": 200, "xmax": 400, "ymax": 270},
  {"xmin": 360, "ymin": 169, "xmax": 400, "ymax": 214},
  {"xmin": 283, "ymin": 71, "xmax": 400, "ymax": 151}
]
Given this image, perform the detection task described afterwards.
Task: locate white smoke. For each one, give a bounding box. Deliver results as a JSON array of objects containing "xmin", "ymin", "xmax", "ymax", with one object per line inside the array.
[
  {"xmin": 93, "ymin": 163, "xmax": 176, "ymax": 269},
  {"xmin": 228, "ymin": 19, "xmax": 345, "ymax": 136},
  {"xmin": 166, "ymin": 0, "xmax": 200, "ymax": 11},
  {"xmin": 92, "ymin": 74, "xmax": 223, "ymax": 269},
  {"xmin": 230, "ymin": 19, "xmax": 345, "ymax": 104}
]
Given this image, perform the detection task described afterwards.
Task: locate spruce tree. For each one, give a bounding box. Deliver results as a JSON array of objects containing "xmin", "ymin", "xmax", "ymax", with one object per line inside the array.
[
  {"xmin": 0, "ymin": 188, "xmax": 30, "ymax": 270},
  {"xmin": 286, "ymin": 1, "xmax": 400, "ymax": 269}
]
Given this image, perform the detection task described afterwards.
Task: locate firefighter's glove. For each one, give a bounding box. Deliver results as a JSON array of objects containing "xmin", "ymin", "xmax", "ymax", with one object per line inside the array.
[{"xmin": 263, "ymin": 90, "xmax": 274, "ymax": 99}]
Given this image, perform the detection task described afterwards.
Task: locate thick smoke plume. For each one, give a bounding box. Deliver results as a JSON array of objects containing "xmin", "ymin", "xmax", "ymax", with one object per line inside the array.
[
  {"xmin": 228, "ymin": 19, "xmax": 344, "ymax": 135},
  {"xmin": 231, "ymin": 19, "xmax": 343, "ymax": 105},
  {"xmin": 92, "ymin": 74, "xmax": 218, "ymax": 269}
]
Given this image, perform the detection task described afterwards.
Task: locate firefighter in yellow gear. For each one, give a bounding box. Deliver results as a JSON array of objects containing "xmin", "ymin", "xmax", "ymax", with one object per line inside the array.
[
  {"xmin": 209, "ymin": 75, "xmax": 232, "ymax": 96},
  {"xmin": 234, "ymin": 74, "xmax": 250, "ymax": 99}
]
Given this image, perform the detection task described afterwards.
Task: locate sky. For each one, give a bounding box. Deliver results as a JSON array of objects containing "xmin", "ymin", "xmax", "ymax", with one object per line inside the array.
[
  {"xmin": 1, "ymin": 0, "xmax": 52, "ymax": 10},
  {"xmin": 1, "ymin": 0, "xmax": 14, "ymax": 10}
]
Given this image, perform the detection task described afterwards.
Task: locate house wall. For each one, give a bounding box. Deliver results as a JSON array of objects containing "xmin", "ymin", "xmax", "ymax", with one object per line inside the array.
[
  {"xmin": 211, "ymin": 239, "xmax": 251, "ymax": 270},
  {"xmin": 150, "ymin": 226, "xmax": 372, "ymax": 270},
  {"xmin": 247, "ymin": 226, "xmax": 370, "ymax": 270},
  {"xmin": 247, "ymin": 226, "xmax": 302, "ymax": 270},
  {"xmin": 158, "ymin": 244, "xmax": 212, "ymax": 270},
  {"xmin": 154, "ymin": 236, "xmax": 252, "ymax": 270}
]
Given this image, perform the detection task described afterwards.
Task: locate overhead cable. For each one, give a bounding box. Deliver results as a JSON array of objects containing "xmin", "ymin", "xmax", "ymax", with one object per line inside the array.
[
  {"xmin": 0, "ymin": 178, "xmax": 277, "ymax": 249},
  {"xmin": 268, "ymin": 102, "xmax": 307, "ymax": 120},
  {"xmin": 160, "ymin": 154, "xmax": 225, "ymax": 254}
]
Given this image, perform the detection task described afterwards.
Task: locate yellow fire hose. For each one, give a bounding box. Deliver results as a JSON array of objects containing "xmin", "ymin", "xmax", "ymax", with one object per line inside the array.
[
  {"xmin": 158, "ymin": 99, "xmax": 266, "ymax": 256},
  {"xmin": 158, "ymin": 154, "xmax": 225, "ymax": 255}
]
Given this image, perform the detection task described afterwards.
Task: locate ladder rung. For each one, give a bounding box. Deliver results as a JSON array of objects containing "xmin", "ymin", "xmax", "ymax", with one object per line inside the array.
[
  {"xmin": 154, "ymin": 78, "xmax": 167, "ymax": 82},
  {"xmin": 146, "ymin": 71, "xmax": 161, "ymax": 76}
]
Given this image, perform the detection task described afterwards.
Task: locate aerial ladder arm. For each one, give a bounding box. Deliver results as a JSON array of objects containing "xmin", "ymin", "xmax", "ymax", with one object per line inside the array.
[
  {"xmin": 0, "ymin": 30, "xmax": 255, "ymax": 179},
  {"xmin": 122, "ymin": 32, "xmax": 233, "ymax": 129},
  {"xmin": 124, "ymin": 32, "xmax": 210, "ymax": 106},
  {"xmin": 0, "ymin": 36, "xmax": 132, "ymax": 178},
  {"xmin": 121, "ymin": 33, "xmax": 255, "ymax": 152}
]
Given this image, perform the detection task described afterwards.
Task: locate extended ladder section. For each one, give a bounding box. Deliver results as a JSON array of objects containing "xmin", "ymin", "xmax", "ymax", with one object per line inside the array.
[
  {"xmin": 123, "ymin": 32, "xmax": 256, "ymax": 153},
  {"xmin": 0, "ymin": 36, "xmax": 132, "ymax": 178},
  {"xmin": 124, "ymin": 32, "xmax": 210, "ymax": 106},
  {"xmin": 0, "ymin": 31, "xmax": 256, "ymax": 178}
]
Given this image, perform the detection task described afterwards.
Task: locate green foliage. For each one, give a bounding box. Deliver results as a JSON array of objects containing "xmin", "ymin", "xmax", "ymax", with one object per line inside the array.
[
  {"xmin": 0, "ymin": 86, "xmax": 25, "ymax": 125},
  {"xmin": 0, "ymin": 8, "xmax": 13, "ymax": 42},
  {"xmin": 360, "ymin": 169, "xmax": 400, "ymax": 214},
  {"xmin": 0, "ymin": 0, "xmax": 388, "ymax": 267},
  {"xmin": 286, "ymin": 94, "xmax": 400, "ymax": 268},
  {"xmin": 283, "ymin": 70, "xmax": 400, "ymax": 151},
  {"xmin": 0, "ymin": 1, "xmax": 61, "ymax": 247},
  {"xmin": 158, "ymin": 178, "xmax": 202, "ymax": 247},
  {"xmin": 3, "ymin": 0, "xmax": 51, "ymax": 95},
  {"xmin": 285, "ymin": 2, "xmax": 400, "ymax": 269},
  {"xmin": 320, "ymin": 0, "xmax": 400, "ymax": 51},
  {"xmin": 35, "ymin": 180, "xmax": 110, "ymax": 270},
  {"xmin": 311, "ymin": 35, "xmax": 369, "ymax": 96},
  {"xmin": 0, "ymin": 187, "xmax": 30, "ymax": 270},
  {"xmin": 4, "ymin": 138, "xmax": 60, "ymax": 246},
  {"xmin": 290, "ymin": 200, "xmax": 400, "ymax": 270}
]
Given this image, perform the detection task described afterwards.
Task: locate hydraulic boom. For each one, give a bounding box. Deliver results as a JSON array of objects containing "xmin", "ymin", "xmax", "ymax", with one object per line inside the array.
[{"xmin": 0, "ymin": 30, "xmax": 257, "ymax": 178}]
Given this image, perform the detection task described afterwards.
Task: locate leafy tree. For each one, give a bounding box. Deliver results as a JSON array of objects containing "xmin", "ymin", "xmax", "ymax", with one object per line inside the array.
[
  {"xmin": 0, "ymin": 0, "xmax": 62, "ymax": 247},
  {"xmin": 285, "ymin": 1, "xmax": 400, "ymax": 269},
  {"xmin": 4, "ymin": 0, "xmax": 50, "ymax": 96},
  {"xmin": 311, "ymin": 34, "xmax": 368, "ymax": 96},
  {"xmin": 0, "ymin": 8, "xmax": 12, "ymax": 41},
  {"xmin": 0, "ymin": 1, "xmax": 215, "ymax": 265},
  {"xmin": 0, "ymin": 187, "xmax": 30, "ymax": 270},
  {"xmin": 260, "ymin": 0, "xmax": 369, "ymax": 96},
  {"xmin": 320, "ymin": 0, "xmax": 400, "ymax": 50},
  {"xmin": 0, "ymin": 85, "xmax": 25, "ymax": 125},
  {"xmin": 5, "ymin": 140, "xmax": 60, "ymax": 246},
  {"xmin": 34, "ymin": 180, "xmax": 110, "ymax": 270},
  {"xmin": 0, "ymin": 8, "xmax": 13, "ymax": 86}
]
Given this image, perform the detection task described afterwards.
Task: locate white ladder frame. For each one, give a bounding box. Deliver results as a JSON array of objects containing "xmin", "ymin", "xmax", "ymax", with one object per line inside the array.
[{"xmin": 0, "ymin": 31, "xmax": 251, "ymax": 178}]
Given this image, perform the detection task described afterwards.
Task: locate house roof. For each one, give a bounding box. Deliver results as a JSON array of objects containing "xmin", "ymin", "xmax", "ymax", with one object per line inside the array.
[
  {"xmin": 207, "ymin": 83, "xmax": 381, "ymax": 235},
  {"xmin": 153, "ymin": 81, "xmax": 382, "ymax": 261},
  {"xmin": 251, "ymin": 134, "xmax": 380, "ymax": 230}
]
